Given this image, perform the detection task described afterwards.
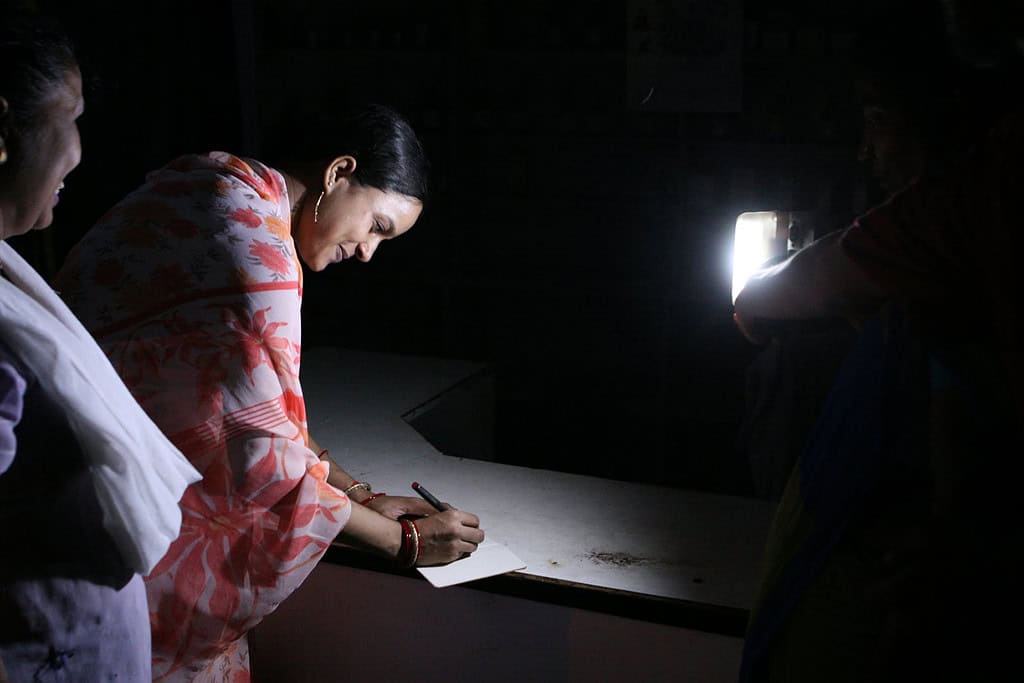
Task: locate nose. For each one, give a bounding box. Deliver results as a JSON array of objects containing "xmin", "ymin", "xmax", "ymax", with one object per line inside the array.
[
  {"xmin": 357, "ymin": 238, "xmax": 380, "ymax": 262},
  {"xmin": 70, "ymin": 125, "xmax": 83, "ymax": 171}
]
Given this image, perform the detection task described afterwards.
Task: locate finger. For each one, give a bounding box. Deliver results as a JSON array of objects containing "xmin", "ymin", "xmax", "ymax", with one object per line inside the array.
[
  {"xmin": 463, "ymin": 527, "xmax": 485, "ymax": 544},
  {"xmin": 454, "ymin": 511, "xmax": 480, "ymax": 527}
]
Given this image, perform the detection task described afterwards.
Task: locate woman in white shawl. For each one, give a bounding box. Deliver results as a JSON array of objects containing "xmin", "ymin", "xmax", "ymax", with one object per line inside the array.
[{"xmin": 0, "ymin": 9, "xmax": 198, "ymax": 682}]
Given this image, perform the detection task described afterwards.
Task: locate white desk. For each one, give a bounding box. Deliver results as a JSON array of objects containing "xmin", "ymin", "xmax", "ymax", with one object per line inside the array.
[
  {"xmin": 250, "ymin": 346, "xmax": 776, "ymax": 682},
  {"xmin": 301, "ymin": 346, "xmax": 775, "ymax": 620}
]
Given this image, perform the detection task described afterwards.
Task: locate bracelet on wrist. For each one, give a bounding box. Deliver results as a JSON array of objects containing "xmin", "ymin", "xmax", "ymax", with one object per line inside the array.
[
  {"xmin": 409, "ymin": 519, "xmax": 421, "ymax": 567},
  {"xmin": 342, "ymin": 481, "xmax": 372, "ymax": 496},
  {"xmin": 397, "ymin": 518, "xmax": 421, "ymax": 568},
  {"xmin": 361, "ymin": 492, "xmax": 387, "ymax": 505}
]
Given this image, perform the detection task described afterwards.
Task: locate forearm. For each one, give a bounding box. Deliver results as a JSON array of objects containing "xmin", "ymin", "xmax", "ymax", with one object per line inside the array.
[
  {"xmin": 308, "ymin": 439, "xmax": 485, "ymax": 567},
  {"xmin": 736, "ymin": 228, "xmax": 886, "ymax": 326},
  {"xmin": 310, "ymin": 434, "xmax": 373, "ymax": 503},
  {"xmin": 335, "ymin": 502, "xmax": 402, "ymax": 560}
]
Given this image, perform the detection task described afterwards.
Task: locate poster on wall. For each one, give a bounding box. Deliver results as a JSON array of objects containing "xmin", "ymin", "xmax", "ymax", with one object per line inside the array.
[{"xmin": 626, "ymin": 0, "xmax": 743, "ymax": 112}]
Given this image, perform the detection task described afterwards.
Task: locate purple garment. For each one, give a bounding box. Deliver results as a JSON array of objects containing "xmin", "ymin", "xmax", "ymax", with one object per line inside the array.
[{"xmin": 0, "ymin": 343, "xmax": 151, "ymax": 682}]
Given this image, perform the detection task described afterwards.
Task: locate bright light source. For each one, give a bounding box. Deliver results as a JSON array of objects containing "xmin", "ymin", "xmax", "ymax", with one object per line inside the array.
[{"xmin": 731, "ymin": 211, "xmax": 781, "ymax": 304}]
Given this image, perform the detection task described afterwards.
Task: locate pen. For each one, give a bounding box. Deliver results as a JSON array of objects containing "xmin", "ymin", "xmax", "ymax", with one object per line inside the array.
[{"xmin": 411, "ymin": 481, "xmax": 447, "ymax": 512}]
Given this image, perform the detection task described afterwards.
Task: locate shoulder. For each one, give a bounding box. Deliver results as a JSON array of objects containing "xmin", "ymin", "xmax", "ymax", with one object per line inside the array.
[{"xmin": 157, "ymin": 152, "xmax": 287, "ymax": 205}]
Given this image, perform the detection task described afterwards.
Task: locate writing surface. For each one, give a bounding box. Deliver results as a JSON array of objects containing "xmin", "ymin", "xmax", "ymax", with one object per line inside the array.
[{"xmin": 417, "ymin": 540, "xmax": 526, "ymax": 588}]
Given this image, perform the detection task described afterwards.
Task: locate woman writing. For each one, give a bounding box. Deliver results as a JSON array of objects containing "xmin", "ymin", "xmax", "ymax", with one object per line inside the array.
[
  {"xmin": 0, "ymin": 9, "xmax": 199, "ymax": 680},
  {"xmin": 54, "ymin": 103, "xmax": 484, "ymax": 681}
]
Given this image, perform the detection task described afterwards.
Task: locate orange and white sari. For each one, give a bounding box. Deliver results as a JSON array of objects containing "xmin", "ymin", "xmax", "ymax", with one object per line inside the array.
[{"xmin": 54, "ymin": 152, "xmax": 350, "ymax": 682}]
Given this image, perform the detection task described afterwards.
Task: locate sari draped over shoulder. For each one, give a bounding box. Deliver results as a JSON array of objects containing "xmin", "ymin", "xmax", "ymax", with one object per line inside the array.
[{"xmin": 54, "ymin": 152, "xmax": 351, "ymax": 682}]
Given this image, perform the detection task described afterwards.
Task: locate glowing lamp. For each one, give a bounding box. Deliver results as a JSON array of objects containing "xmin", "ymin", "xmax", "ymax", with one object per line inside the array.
[{"xmin": 730, "ymin": 210, "xmax": 812, "ymax": 303}]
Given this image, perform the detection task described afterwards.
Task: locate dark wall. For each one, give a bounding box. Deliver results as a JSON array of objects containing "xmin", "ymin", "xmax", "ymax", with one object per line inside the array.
[{"xmin": 26, "ymin": 0, "xmax": 890, "ymax": 495}]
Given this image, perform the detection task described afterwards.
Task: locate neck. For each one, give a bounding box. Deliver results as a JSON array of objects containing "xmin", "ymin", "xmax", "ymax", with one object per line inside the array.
[{"xmin": 279, "ymin": 170, "xmax": 309, "ymax": 225}]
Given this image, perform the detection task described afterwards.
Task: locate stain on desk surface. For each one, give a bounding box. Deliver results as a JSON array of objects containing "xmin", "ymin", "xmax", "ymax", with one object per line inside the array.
[{"xmin": 585, "ymin": 550, "xmax": 657, "ymax": 568}]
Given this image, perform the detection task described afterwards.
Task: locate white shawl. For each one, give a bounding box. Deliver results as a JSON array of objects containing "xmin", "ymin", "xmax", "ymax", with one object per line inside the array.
[{"xmin": 0, "ymin": 240, "xmax": 200, "ymax": 575}]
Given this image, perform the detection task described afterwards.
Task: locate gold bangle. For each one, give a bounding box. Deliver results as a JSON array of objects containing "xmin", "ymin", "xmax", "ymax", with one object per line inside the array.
[
  {"xmin": 343, "ymin": 481, "xmax": 372, "ymax": 495},
  {"xmin": 408, "ymin": 519, "xmax": 420, "ymax": 567}
]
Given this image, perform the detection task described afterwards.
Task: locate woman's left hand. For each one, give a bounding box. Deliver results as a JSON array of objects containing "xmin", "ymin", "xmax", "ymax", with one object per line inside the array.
[{"xmin": 364, "ymin": 495, "xmax": 438, "ymax": 520}]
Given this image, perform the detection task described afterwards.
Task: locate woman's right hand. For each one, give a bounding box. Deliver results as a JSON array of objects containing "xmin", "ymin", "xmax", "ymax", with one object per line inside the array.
[{"xmin": 410, "ymin": 509, "xmax": 484, "ymax": 566}]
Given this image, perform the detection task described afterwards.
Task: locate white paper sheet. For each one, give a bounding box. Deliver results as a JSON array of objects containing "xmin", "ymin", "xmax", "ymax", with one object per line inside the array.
[{"xmin": 417, "ymin": 540, "xmax": 526, "ymax": 588}]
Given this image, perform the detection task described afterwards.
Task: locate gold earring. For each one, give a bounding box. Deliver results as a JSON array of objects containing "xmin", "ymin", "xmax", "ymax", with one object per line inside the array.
[
  {"xmin": 313, "ymin": 191, "xmax": 324, "ymax": 223},
  {"xmin": 0, "ymin": 137, "xmax": 7, "ymax": 165}
]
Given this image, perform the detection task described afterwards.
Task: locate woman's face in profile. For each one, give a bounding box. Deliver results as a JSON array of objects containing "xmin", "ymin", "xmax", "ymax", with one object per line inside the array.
[
  {"xmin": 294, "ymin": 160, "xmax": 422, "ymax": 272},
  {"xmin": 0, "ymin": 65, "xmax": 83, "ymax": 239},
  {"xmin": 855, "ymin": 77, "xmax": 926, "ymax": 195}
]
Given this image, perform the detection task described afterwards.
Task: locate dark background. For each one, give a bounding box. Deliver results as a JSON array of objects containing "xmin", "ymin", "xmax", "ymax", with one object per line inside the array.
[{"xmin": 21, "ymin": 0, "xmax": 892, "ymax": 496}]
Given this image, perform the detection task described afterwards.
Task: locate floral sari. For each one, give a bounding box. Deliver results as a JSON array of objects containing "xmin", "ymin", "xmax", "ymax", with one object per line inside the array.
[{"xmin": 54, "ymin": 152, "xmax": 351, "ymax": 682}]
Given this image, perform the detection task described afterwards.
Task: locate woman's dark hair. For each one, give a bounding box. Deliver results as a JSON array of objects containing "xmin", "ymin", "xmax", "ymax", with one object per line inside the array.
[
  {"xmin": 0, "ymin": 7, "xmax": 77, "ymax": 135},
  {"xmin": 849, "ymin": 0, "xmax": 972, "ymax": 170},
  {"xmin": 851, "ymin": 1, "xmax": 959, "ymax": 118},
  {"xmin": 263, "ymin": 102, "xmax": 430, "ymax": 204},
  {"xmin": 942, "ymin": 0, "xmax": 1024, "ymax": 69},
  {"xmin": 851, "ymin": 0, "xmax": 1021, "ymax": 165}
]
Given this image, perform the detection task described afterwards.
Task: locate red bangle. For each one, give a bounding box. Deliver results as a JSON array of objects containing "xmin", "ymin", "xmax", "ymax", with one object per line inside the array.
[
  {"xmin": 361, "ymin": 492, "xmax": 387, "ymax": 505},
  {"xmin": 397, "ymin": 520, "xmax": 417, "ymax": 569},
  {"xmin": 317, "ymin": 449, "xmax": 329, "ymax": 459}
]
